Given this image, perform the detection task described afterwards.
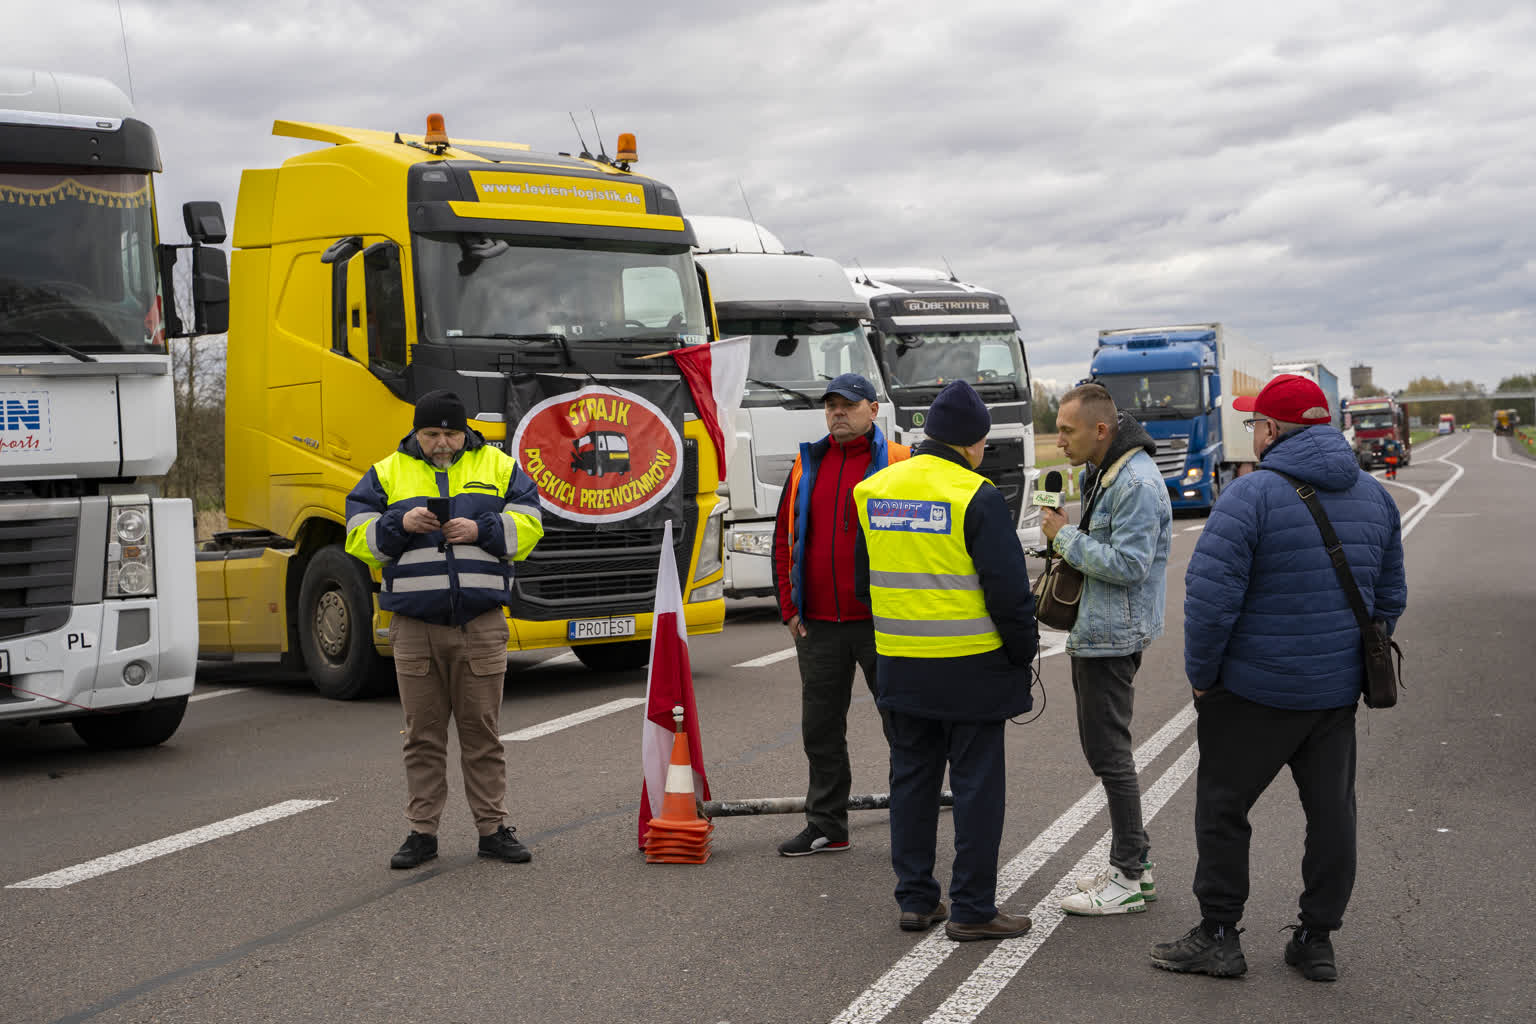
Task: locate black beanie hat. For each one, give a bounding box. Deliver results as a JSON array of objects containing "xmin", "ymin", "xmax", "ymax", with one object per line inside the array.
[
  {"xmin": 414, "ymin": 390, "xmax": 469, "ymax": 432},
  {"xmin": 923, "ymin": 380, "xmax": 991, "ymax": 446}
]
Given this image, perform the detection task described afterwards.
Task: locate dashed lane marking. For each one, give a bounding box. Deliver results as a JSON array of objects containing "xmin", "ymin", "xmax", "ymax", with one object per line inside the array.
[
  {"xmin": 188, "ymin": 689, "xmax": 242, "ymax": 703},
  {"xmin": 734, "ymin": 647, "xmax": 800, "ymax": 669},
  {"xmin": 500, "ymin": 697, "xmax": 646, "ymax": 742},
  {"xmin": 6, "ymin": 799, "xmax": 333, "ymax": 889}
]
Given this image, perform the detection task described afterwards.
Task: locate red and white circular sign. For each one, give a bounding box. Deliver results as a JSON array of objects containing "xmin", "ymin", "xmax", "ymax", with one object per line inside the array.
[{"xmin": 512, "ymin": 386, "xmax": 683, "ymax": 523}]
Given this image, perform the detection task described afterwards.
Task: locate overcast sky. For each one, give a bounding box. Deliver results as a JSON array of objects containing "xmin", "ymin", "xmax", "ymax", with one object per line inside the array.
[{"xmin": 11, "ymin": 0, "xmax": 1534, "ymax": 394}]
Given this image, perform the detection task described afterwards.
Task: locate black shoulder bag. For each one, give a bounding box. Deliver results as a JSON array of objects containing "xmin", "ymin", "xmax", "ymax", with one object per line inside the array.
[{"xmin": 1266, "ymin": 470, "xmax": 1404, "ymax": 708}]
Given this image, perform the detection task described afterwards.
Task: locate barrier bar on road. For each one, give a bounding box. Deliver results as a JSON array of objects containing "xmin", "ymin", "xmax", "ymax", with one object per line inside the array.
[{"xmin": 703, "ymin": 791, "xmax": 954, "ymax": 818}]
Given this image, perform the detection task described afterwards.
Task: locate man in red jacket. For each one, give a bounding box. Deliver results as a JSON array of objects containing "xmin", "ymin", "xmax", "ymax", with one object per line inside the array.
[{"xmin": 772, "ymin": 373, "xmax": 909, "ymax": 856}]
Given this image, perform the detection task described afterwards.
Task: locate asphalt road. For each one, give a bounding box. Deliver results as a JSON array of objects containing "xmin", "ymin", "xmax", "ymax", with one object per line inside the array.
[{"xmin": 2, "ymin": 430, "xmax": 1532, "ymax": 1023}]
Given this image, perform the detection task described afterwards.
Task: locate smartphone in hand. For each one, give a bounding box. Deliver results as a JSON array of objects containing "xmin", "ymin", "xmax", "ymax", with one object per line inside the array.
[{"xmin": 426, "ymin": 497, "xmax": 451, "ymax": 523}]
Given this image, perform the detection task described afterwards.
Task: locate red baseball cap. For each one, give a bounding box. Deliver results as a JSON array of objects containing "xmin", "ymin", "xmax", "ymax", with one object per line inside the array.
[{"xmin": 1233, "ymin": 373, "xmax": 1332, "ymax": 424}]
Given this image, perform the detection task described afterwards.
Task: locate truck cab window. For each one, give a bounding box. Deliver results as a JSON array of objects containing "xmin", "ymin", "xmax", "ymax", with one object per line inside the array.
[{"xmin": 363, "ymin": 242, "xmax": 407, "ymax": 373}]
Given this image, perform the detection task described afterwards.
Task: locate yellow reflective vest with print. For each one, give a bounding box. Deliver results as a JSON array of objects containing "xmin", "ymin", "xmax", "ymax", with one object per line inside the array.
[{"xmin": 345, "ymin": 431, "xmax": 544, "ymax": 626}]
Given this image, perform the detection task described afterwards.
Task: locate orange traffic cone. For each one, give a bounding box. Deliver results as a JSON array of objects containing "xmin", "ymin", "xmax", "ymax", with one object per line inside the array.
[{"xmin": 643, "ymin": 705, "xmax": 714, "ymax": 864}]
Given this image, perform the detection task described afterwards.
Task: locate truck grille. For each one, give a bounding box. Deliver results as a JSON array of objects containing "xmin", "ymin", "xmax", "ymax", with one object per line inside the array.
[
  {"xmin": 509, "ymin": 440, "xmax": 700, "ymax": 618},
  {"xmin": 1152, "ymin": 437, "xmax": 1189, "ymax": 476},
  {"xmin": 0, "ymin": 508, "xmax": 78, "ymax": 641}
]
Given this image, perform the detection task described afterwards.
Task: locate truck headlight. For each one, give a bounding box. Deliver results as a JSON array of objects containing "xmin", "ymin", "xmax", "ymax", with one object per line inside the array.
[
  {"xmin": 729, "ymin": 530, "xmax": 773, "ymax": 557},
  {"xmin": 107, "ymin": 501, "xmax": 156, "ymax": 598},
  {"xmin": 694, "ymin": 505, "xmax": 725, "ymax": 581},
  {"xmin": 1182, "ymin": 467, "xmax": 1204, "ymax": 483}
]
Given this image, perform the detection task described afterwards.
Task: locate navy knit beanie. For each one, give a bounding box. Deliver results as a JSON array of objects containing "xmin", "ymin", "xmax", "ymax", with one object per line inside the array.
[
  {"xmin": 923, "ymin": 380, "xmax": 991, "ymax": 446},
  {"xmin": 414, "ymin": 390, "xmax": 468, "ymax": 432}
]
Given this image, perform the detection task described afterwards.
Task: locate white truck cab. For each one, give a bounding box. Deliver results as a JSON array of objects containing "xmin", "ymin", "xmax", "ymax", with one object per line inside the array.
[{"xmin": 690, "ymin": 217, "xmax": 891, "ymax": 600}]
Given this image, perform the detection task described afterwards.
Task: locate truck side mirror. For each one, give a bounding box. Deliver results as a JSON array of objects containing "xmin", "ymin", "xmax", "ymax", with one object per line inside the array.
[
  {"xmin": 183, "ymin": 201, "xmax": 227, "ymax": 245},
  {"xmin": 190, "ymin": 246, "xmax": 230, "ymax": 335}
]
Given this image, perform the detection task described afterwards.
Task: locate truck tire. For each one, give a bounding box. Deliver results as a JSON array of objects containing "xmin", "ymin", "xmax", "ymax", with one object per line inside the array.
[
  {"xmin": 572, "ymin": 640, "xmax": 651, "ymax": 673},
  {"xmin": 298, "ymin": 545, "xmax": 393, "ymax": 700},
  {"xmin": 72, "ymin": 696, "xmax": 188, "ymax": 749}
]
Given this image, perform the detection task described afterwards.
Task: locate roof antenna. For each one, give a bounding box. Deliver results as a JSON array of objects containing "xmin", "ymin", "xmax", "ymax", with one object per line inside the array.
[
  {"xmin": 941, "ymin": 256, "xmax": 959, "ymax": 281},
  {"xmin": 852, "ymin": 258, "xmax": 871, "ymax": 285},
  {"xmin": 568, "ymin": 112, "xmax": 593, "ymax": 160},
  {"xmin": 589, "ymin": 108, "xmax": 610, "ymax": 163},
  {"xmin": 738, "ymin": 180, "xmax": 768, "ymax": 253},
  {"xmin": 114, "ymin": 0, "xmax": 136, "ymax": 103}
]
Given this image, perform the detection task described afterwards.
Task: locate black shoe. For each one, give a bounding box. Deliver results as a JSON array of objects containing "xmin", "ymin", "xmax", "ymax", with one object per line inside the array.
[
  {"xmin": 777, "ymin": 824, "xmax": 851, "ymax": 857},
  {"xmin": 1150, "ymin": 923, "xmax": 1248, "ymax": 977},
  {"xmin": 390, "ymin": 831, "xmax": 437, "ymax": 869},
  {"xmin": 1284, "ymin": 925, "xmax": 1338, "ymax": 981},
  {"xmin": 479, "ymin": 825, "xmax": 532, "ymax": 863},
  {"xmin": 899, "ymin": 902, "xmax": 949, "ymax": 932},
  {"xmin": 944, "ymin": 912, "xmax": 1033, "ymax": 942}
]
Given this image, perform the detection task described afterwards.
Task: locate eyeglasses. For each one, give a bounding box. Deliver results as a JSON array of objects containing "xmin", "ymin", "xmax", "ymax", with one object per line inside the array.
[{"xmin": 1242, "ymin": 417, "xmax": 1268, "ymax": 433}]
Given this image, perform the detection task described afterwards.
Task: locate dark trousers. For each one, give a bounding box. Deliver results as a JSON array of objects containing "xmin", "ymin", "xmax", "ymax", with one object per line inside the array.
[
  {"xmin": 794, "ymin": 619, "xmax": 884, "ymax": 841},
  {"xmin": 1070, "ymin": 653, "xmax": 1148, "ymax": 874},
  {"xmin": 1194, "ymin": 688, "xmax": 1358, "ymax": 931},
  {"xmin": 886, "ymin": 710, "xmax": 1006, "ymax": 924}
]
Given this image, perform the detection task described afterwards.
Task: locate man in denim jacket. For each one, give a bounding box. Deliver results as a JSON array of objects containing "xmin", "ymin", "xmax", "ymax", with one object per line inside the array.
[{"xmin": 1040, "ymin": 383, "xmax": 1172, "ymax": 916}]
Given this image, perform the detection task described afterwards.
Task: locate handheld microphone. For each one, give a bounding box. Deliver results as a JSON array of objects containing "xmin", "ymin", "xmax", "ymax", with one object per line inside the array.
[{"xmin": 1031, "ymin": 469, "xmax": 1065, "ymax": 509}]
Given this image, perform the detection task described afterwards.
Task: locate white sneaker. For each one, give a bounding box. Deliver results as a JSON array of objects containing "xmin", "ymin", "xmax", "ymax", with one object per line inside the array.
[
  {"xmin": 1076, "ymin": 861, "xmax": 1156, "ymax": 902},
  {"xmin": 1062, "ymin": 866, "xmax": 1149, "ymax": 915}
]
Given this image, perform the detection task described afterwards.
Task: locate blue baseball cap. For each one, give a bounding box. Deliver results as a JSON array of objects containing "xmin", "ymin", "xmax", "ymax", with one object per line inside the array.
[{"xmin": 823, "ymin": 373, "xmax": 878, "ymax": 403}]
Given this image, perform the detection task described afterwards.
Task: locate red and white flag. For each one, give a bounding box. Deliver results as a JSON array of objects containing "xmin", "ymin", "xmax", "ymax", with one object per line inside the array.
[
  {"xmin": 638, "ymin": 519, "xmax": 711, "ymax": 849},
  {"xmin": 668, "ymin": 335, "xmax": 752, "ymax": 479}
]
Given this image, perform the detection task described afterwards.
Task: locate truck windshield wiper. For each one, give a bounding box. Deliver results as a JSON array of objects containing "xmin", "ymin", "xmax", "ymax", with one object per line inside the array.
[
  {"xmin": 449, "ymin": 332, "xmax": 570, "ymax": 363},
  {"xmin": 0, "ymin": 328, "xmax": 98, "ymax": 362},
  {"xmin": 746, "ymin": 377, "xmax": 817, "ymax": 408}
]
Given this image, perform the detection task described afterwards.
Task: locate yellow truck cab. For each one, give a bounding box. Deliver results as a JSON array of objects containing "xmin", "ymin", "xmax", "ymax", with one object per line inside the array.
[{"xmin": 196, "ymin": 116, "xmax": 726, "ymax": 698}]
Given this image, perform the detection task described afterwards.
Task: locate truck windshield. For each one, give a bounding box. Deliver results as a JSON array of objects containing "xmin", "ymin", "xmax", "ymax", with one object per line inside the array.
[
  {"xmin": 0, "ymin": 171, "xmax": 162, "ymax": 354},
  {"xmin": 736, "ymin": 320, "xmax": 884, "ymax": 408},
  {"xmin": 1351, "ymin": 413, "xmax": 1394, "ymax": 430},
  {"xmin": 1098, "ymin": 371, "xmax": 1202, "ymax": 419},
  {"xmin": 414, "ymin": 234, "xmax": 708, "ymax": 344},
  {"xmin": 881, "ymin": 330, "xmax": 1027, "ymax": 392}
]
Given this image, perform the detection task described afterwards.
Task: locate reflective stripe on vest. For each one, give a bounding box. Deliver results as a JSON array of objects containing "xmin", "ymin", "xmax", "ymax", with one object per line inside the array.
[{"xmin": 854, "ymin": 455, "xmax": 1002, "ymax": 658}]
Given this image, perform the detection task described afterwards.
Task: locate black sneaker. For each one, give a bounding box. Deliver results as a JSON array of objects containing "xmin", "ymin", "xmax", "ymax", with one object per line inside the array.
[
  {"xmin": 777, "ymin": 824, "xmax": 851, "ymax": 857},
  {"xmin": 1283, "ymin": 925, "xmax": 1338, "ymax": 981},
  {"xmin": 389, "ymin": 831, "xmax": 437, "ymax": 870},
  {"xmin": 479, "ymin": 825, "xmax": 532, "ymax": 863},
  {"xmin": 1150, "ymin": 923, "xmax": 1248, "ymax": 977}
]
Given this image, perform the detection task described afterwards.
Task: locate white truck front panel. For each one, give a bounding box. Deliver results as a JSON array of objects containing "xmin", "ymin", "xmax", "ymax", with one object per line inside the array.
[{"xmin": 1217, "ymin": 331, "xmax": 1273, "ymax": 460}]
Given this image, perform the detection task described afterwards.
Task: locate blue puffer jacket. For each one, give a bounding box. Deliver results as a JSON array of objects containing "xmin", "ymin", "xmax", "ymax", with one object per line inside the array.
[{"xmin": 1184, "ymin": 425, "xmax": 1407, "ymax": 709}]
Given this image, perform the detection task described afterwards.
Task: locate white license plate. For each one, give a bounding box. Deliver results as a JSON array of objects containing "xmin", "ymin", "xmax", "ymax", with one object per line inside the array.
[
  {"xmin": 567, "ymin": 616, "xmax": 637, "ymax": 641},
  {"xmin": 0, "ymin": 649, "xmax": 8, "ymax": 674}
]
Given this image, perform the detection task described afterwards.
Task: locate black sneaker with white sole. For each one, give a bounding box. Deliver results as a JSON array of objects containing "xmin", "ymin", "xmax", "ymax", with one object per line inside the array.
[{"xmin": 777, "ymin": 825, "xmax": 851, "ymax": 857}]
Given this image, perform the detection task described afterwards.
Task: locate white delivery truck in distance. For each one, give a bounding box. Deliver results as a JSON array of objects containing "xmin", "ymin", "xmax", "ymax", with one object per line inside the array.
[
  {"xmin": 0, "ymin": 69, "xmax": 227, "ymax": 747},
  {"xmin": 690, "ymin": 216, "xmax": 891, "ymax": 599},
  {"xmin": 848, "ymin": 267, "xmax": 1039, "ymax": 548}
]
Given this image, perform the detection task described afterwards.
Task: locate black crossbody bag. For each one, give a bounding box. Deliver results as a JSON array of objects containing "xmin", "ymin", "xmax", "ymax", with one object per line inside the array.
[{"xmin": 1265, "ymin": 470, "xmax": 1404, "ymax": 709}]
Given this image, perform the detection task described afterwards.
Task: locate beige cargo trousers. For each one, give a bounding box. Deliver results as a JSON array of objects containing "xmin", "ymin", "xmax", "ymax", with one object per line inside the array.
[{"xmin": 389, "ymin": 608, "xmax": 510, "ymax": 836}]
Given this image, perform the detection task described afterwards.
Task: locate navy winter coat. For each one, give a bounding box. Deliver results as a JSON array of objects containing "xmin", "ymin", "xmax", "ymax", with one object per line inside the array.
[{"xmin": 1184, "ymin": 426, "xmax": 1407, "ymax": 710}]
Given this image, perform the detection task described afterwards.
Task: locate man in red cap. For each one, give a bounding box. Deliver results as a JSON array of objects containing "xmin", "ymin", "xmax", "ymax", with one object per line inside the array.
[{"xmin": 1151, "ymin": 374, "xmax": 1406, "ymax": 982}]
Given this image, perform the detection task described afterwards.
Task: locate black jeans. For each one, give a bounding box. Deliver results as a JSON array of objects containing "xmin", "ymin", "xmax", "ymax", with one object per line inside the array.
[
  {"xmin": 1194, "ymin": 688, "xmax": 1358, "ymax": 931},
  {"xmin": 794, "ymin": 619, "xmax": 883, "ymax": 841},
  {"xmin": 1070, "ymin": 653, "xmax": 1148, "ymax": 875},
  {"xmin": 886, "ymin": 710, "xmax": 1006, "ymax": 924}
]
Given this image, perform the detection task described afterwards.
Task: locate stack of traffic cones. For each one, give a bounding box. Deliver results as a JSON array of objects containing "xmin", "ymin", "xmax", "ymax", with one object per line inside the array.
[{"xmin": 643, "ymin": 705, "xmax": 714, "ymax": 864}]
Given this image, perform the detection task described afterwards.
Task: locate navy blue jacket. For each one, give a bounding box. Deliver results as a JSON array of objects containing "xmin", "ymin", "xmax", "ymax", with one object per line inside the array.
[
  {"xmin": 855, "ymin": 442, "xmax": 1038, "ymax": 721},
  {"xmin": 1184, "ymin": 425, "xmax": 1407, "ymax": 709}
]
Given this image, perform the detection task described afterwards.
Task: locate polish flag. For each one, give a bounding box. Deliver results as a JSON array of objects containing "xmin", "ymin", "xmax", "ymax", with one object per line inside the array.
[
  {"xmin": 638, "ymin": 519, "xmax": 712, "ymax": 849},
  {"xmin": 668, "ymin": 335, "xmax": 752, "ymax": 479}
]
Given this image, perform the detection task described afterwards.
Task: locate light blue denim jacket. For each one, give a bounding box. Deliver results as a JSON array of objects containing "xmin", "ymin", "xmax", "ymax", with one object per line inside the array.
[{"xmin": 1051, "ymin": 445, "xmax": 1172, "ymax": 657}]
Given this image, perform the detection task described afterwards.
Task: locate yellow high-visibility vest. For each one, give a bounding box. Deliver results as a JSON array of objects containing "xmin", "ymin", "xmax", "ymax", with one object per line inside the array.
[{"xmin": 854, "ymin": 454, "xmax": 1003, "ymax": 658}]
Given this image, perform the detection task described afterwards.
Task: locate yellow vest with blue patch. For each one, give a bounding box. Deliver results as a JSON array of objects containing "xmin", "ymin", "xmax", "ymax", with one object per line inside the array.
[
  {"xmin": 854, "ymin": 454, "xmax": 1003, "ymax": 658},
  {"xmin": 344, "ymin": 437, "xmax": 544, "ymax": 626}
]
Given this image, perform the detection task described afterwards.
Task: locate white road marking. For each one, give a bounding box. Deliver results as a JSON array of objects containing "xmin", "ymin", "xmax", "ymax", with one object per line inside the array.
[
  {"xmin": 187, "ymin": 689, "xmax": 242, "ymax": 703},
  {"xmin": 534, "ymin": 650, "xmax": 580, "ymax": 667},
  {"xmin": 499, "ymin": 697, "xmax": 646, "ymax": 742},
  {"xmin": 1182, "ymin": 524, "xmax": 1205, "ymax": 533},
  {"xmin": 924, "ymin": 742, "xmax": 1200, "ymax": 1023},
  {"xmin": 1491, "ymin": 432, "xmax": 1536, "ymax": 470},
  {"xmin": 734, "ymin": 647, "xmax": 799, "ymax": 669},
  {"xmin": 6, "ymin": 799, "xmax": 332, "ymax": 889},
  {"xmin": 830, "ymin": 704, "xmax": 1196, "ymax": 1024},
  {"xmin": 1400, "ymin": 438, "xmax": 1468, "ymax": 538}
]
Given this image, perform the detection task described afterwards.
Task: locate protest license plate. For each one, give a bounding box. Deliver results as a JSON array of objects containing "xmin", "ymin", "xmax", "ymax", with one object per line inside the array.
[{"xmin": 567, "ymin": 616, "xmax": 637, "ymax": 641}]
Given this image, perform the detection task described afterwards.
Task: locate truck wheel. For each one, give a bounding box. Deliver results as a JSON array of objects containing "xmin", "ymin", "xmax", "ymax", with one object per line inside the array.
[
  {"xmin": 572, "ymin": 640, "xmax": 651, "ymax": 673},
  {"xmin": 298, "ymin": 545, "xmax": 392, "ymax": 700},
  {"xmin": 72, "ymin": 696, "xmax": 188, "ymax": 749}
]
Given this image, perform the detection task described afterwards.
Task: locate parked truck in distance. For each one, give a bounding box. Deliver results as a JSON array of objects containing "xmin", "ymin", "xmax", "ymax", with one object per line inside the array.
[
  {"xmin": 1342, "ymin": 396, "xmax": 1411, "ymax": 469},
  {"xmin": 848, "ymin": 267, "xmax": 1038, "ymax": 546},
  {"xmin": 1437, "ymin": 413, "xmax": 1456, "ymax": 435},
  {"xmin": 1494, "ymin": 409, "xmax": 1517, "ymax": 436},
  {"xmin": 1273, "ymin": 360, "xmax": 1342, "ymax": 429},
  {"xmin": 194, "ymin": 115, "xmax": 726, "ymax": 698},
  {"xmin": 1089, "ymin": 323, "xmax": 1271, "ymax": 512},
  {"xmin": 0, "ymin": 69, "xmax": 227, "ymax": 746},
  {"xmin": 689, "ymin": 216, "xmax": 890, "ymax": 599}
]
